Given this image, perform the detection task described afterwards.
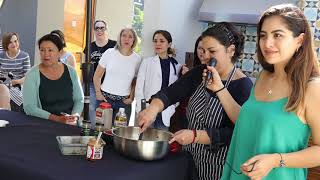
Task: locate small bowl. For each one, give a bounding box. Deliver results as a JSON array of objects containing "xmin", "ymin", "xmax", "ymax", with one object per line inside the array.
[{"xmin": 0, "ymin": 120, "xmax": 9, "ymax": 127}]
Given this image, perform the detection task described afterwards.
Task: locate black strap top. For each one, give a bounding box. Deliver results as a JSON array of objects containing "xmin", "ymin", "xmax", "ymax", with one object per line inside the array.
[{"xmin": 39, "ymin": 64, "xmax": 74, "ymax": 115}]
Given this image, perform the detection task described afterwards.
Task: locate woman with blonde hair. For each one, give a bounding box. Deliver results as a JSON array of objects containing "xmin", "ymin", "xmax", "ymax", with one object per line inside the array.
[{"xmin": 94, "ymin": 27, "xmax": 141, "ymax": 122}]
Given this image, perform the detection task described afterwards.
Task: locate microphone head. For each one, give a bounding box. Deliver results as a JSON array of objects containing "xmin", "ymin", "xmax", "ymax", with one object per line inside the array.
[
  {"xmin": 205, "ymin": 57, "xmax": 217, "ymax": 86},
  {"xmin": 209, "ymin": 58, "xmax": 217, "ymax": 67}
]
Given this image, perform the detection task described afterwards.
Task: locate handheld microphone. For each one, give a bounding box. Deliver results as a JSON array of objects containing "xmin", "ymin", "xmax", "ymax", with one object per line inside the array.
[{"xmin": 205, "ymin": 58, "xmax": 217, "ymax": 86}]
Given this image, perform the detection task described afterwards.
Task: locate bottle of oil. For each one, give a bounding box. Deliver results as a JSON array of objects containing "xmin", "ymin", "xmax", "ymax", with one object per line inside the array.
[{"xmin": 114, "ymin": 108, "xmax": 127, "ymax": 127}]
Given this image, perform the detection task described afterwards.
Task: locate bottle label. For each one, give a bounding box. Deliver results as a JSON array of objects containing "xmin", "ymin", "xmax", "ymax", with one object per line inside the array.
[
  {"xmin": 96, "ymin": 111, "xmax": 102, "ymax": 118},
  {"xmin": 95, "ymin": 109, "xmax": 103, "ymax": 124},
  {"xmin": 114, "ymin": 116, "xmax": 127, "ymax": 127}
]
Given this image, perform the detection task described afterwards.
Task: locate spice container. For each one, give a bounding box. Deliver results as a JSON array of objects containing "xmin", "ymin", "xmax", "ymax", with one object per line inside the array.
[
  {"xmin": 86, "ymin": 137, "xmax": 105, "ymax": 161},
  {"xmin": 95, "ymin": 102, "xmax": 113, "ymax": 135}
]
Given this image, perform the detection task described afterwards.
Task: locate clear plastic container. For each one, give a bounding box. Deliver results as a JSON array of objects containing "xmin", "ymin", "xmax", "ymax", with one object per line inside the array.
[{"xmin": 56, "ymin": 136, "xmax": 105, "ymax": 155}]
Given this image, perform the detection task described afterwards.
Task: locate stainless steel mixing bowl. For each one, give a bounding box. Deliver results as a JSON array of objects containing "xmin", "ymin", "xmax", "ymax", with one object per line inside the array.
[{"xmin": 112, "ymin": 126, "xmax": 172, "ymax": 161}]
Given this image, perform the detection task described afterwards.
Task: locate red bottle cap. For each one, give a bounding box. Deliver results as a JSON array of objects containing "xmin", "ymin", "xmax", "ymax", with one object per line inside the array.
[{"xmin": 99, "ymin": 102, "xmax": 112, "ymax": 108}]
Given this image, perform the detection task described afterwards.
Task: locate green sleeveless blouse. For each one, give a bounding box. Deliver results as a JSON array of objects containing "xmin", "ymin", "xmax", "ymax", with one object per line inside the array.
[{"xmin": 221, "ymin": 89, "xmax": 310, "ymax": 180}]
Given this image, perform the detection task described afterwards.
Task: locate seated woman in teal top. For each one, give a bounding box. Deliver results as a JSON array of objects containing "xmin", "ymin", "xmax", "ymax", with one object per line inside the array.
[
  {"xmin": 221, "ymin": 4, "xmax": 320, "ymax": 180},
  {"xmin": 23, "ymin": 34, "xmax": 84, "ymax": 125}
]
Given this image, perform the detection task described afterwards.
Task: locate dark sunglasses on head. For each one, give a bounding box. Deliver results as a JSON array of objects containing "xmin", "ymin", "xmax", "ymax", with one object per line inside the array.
[{"xmin": 94, "ymin": 26, "xmax": 106, "ymax": 31}]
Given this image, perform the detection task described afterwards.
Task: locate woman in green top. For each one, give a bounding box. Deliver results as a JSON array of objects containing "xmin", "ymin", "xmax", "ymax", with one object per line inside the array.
[
  {"xmin": 23, "ymin": 34, "xmax": 84, "ymax": 125},
  {"xmin": 221, "ymin": 4, "xmax": 320, "ymax": 180}
]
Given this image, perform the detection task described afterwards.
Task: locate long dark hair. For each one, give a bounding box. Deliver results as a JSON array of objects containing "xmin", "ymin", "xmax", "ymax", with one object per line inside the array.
[
  {"xmin": 201, "ymin": 22, "xmax": 244, "ymax": 63},
  {"xmin": 193, "ymin": 36, "xmax": 202, "ymax": 66},
  {"xmin": 257, "ymin": 4, "xmax": 320, "ymax": 112},
  {"xmin": 153, "ymin": 30, "xmax": 174, "ymax": 56}
]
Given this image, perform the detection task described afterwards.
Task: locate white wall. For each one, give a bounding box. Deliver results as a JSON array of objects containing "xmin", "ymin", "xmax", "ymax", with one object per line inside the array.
[
  {"xmin": 34, "ymin": 0, "xmax": 65, "ymax": 65},
  {"xmin": 95, "ymin": 0, "xmax": 134, "ymax": 40},
  {"xmin": 142, "ymin": 0, "xmax": 206, "ymax": 63}
]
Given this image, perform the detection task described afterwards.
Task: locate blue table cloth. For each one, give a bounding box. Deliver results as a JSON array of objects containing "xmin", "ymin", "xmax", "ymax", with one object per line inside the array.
[{"xmin": 0, "ymin": 110, "xmax": 197, "ymax": 180}]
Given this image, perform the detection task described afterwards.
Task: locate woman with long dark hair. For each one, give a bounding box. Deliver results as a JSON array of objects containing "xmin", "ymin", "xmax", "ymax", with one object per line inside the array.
[
  {"xmin": 221, "ymin": 4, "xmax": 320, "ymax": 180},
  {"xmin": 135, "ymin": 30, "xmax": 181, "ymax": 130},
  {"xmin": 138, "ymin": 22, "xmax": 253, "ymax": 179}
]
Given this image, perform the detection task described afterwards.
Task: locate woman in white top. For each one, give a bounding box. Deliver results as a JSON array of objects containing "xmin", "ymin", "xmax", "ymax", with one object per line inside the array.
[
  {"xmin": 50, "ymin": 30, "xmax": 76, "ymax": 68},
  {"xmin": 135, "ymin": 30, "xmax": 181, "ymax": 130},
  {"xmin": 93, "ymin": 28, "xmax": 141, "ymax": 122}
]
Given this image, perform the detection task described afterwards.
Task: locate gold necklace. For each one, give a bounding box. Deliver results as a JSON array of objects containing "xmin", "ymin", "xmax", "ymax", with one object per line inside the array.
[{"xmin": 267, "ymin": 76, "xmax": 275, "ymax": 95}]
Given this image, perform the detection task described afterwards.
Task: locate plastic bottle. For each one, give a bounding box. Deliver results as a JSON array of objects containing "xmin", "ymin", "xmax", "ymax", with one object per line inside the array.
[
  {"xmin": 94, "ymin": 102, "xmax": 113, "ymax": 136},
  {"xmin": 114, "ymin": 108, "xmax": 127, "ymax": 127}
]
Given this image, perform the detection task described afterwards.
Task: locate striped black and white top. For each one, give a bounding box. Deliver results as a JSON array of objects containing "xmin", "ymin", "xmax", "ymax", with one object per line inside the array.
[
  {"xmin": 0, "ymin": 50, "xmax": 31, "ymax": 105},
  {"xmin": 153, "ymin": 64, "xmax": 252, "ymax": 180},
  {"xmin": 0, "ymin": 50, "xmax": 31, "ymax": 79},
  {"xmin": 0, "ymin": 43, "xmax": 3, "ymax": 52}
]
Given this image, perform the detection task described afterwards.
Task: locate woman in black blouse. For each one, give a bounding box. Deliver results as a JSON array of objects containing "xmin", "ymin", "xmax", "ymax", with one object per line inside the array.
[{"xmin": 138, "ymin": 22, "xmax": 253, "ymax": 180}]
